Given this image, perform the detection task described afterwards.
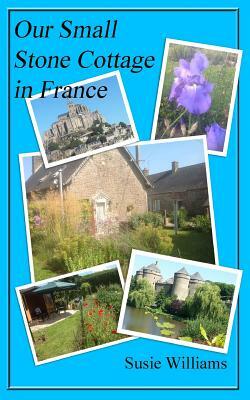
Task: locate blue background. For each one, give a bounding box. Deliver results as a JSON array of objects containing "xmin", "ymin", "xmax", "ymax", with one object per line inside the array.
[{"xmin": 1, "ymin": 1, "xmax": 249, "ymax": 399}]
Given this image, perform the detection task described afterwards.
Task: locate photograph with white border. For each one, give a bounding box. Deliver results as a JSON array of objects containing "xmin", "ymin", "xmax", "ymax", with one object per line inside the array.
[
  {"xmin": 16, "ymin": 261, "xmax": 133, "ymax": 366},
  {"xmin": 19, "ymin": 136, "xmax": 218, "ymax": 283},
  {"xmin": 117, "ymin": 250, "xmax": 242, "ymax": 354},
  {"xmin": 151, "ymin": 39, "xmax": 242, "ymax": 156},
  {"xmin": 26, "ymin": 71, "xmax": 139, "ymax": 168}
]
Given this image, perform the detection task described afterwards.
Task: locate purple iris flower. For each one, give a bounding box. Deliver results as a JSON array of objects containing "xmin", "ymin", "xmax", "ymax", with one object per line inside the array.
[
  {"xmin": 169, "ymin": 52, "xmax": 213, "ymax": 115},
  {"xmin": 205, "ymin": 123, "xmax": 226, "ymax": 152}
]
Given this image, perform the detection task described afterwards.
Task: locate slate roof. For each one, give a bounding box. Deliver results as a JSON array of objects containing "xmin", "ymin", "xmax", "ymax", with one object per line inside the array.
[
  {"xmin": 143, "ymin": 263, "xmax": 161, "ymax": 273},
  {"xmin": 165, "ymin": 277, "xmax": 174, "ymax": 284},
  {"xmin": 190, "ymin": 272, "xmax": 204, "ymax": 281},
  {"xmin": 175, "ymin": 267, "xmax": 189, "ymax": 276},
  {"xmin": 26, "ymin": 158, "xmax": 87, "ymax": 193},
  {"xmin": 26, "ymin": 148, "xmax": 152, "ymax": 194},
  {"xmin": 148, "ymin": 163, "xmax": 207, "ymax": 194}
]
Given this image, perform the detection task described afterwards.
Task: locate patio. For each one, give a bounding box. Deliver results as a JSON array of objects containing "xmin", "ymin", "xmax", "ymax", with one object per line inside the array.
[{"xmin": 30, "ymin": 309, "xmax": 78, "ymax": 332}]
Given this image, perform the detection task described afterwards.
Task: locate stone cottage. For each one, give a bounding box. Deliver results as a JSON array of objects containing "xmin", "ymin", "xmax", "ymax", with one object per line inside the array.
[
  {"xmin": 26, "ymin": 148, "xmax": 152, "ymax": 234},
  {"xmin": 135, "ymin": 262, "xmax": 204, "ymax": 301},
  {"xmin": 146, "ymin": 161, "xmax": 209, "ymax": 216}
]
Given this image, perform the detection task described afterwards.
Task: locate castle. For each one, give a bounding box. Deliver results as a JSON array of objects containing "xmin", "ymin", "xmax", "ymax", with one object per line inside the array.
[
  {"xmin": 43, "ymin": 102, "xmax": 105, "ymax": 147},
  {"xmin": 135, "ymin": 262, "xmax": 204, "ymax": 300},
  {"xmin": 42, "ymin": 101, "xmax": 133, "ymax": 162}
]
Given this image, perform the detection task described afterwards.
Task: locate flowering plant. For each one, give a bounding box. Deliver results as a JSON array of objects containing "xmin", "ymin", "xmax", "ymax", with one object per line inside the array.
[
  {"xmin": 81, "ymin": 298, "xmax": 124, "ymax": 348},
  {"xmin": 156, "ymin": 46, "xmax": 237, "ymax": 152}
]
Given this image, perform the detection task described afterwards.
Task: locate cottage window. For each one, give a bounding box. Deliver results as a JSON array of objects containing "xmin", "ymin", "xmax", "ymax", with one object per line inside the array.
[{"xmin": 153, "ymin": 199, "xmax": 161, "ymax": 211}]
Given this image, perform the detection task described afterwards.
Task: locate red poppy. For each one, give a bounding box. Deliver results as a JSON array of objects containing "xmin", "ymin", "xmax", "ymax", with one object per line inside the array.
[
  {"xmin": 98, "ymin": 309, "xmax": 104, "ymax": 316},
  {"xmin": 111, "ymin": 330, "xmax": 117, "ymax": 334},
  {"xmin": 83, "ymin": 303, "xmax": 88, "ymax": 307},
  {"xmin": 108, "ymin": 305, "xmax": 113, "ymax": 309}
]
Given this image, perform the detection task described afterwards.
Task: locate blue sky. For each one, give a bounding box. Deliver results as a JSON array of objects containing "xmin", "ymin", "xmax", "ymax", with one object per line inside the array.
[
  {"xmin": 128, "ymin": 139, "xmax": 205, "ymax": 174},
  {"xmin": 30, "ymin": 74, "xmax": 130, "ymax": 136},
  {"xmin": 23, "ymin": 138, "xmax": 205, "ymax": 180},
  {"xmin": 132, "ymin": 254, "xmax": 237, "ymax": 285}
]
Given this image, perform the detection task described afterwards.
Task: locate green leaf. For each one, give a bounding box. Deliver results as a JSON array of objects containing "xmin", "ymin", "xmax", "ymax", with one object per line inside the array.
[
  {"xmin": 178, "ymin": 336, "xmax": 193, "ymax": 342},
  {"xmin": 211, "ymin": 334, "xmax": 226, "ymax": 347},
  {"xmin": 156, "ymin": 321, "xmax": 175, "ymax": 329},
  {"xmin": 200, "ymin": 324, "xmax": 209, "ymax": 341},
  {"xmin": 160, "ymin": 329, "xmax": 173, "ymax": 336}
]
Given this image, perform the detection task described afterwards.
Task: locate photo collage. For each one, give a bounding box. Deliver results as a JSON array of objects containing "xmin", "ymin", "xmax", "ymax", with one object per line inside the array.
[{"xmin": 16, "ymin": 39, "xmax": 242, "ymax": 365}]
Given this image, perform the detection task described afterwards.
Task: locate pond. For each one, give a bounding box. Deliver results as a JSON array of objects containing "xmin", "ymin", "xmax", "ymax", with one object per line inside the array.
[{"xmin": 122, "ymin": 306, "xmax": 186, "ymax": 339}]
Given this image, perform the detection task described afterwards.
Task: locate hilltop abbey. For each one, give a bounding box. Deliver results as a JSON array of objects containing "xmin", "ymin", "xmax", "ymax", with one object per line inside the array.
[{"xmin": 135, "ymin": 263, "xmax": 204, "ymax": 301}]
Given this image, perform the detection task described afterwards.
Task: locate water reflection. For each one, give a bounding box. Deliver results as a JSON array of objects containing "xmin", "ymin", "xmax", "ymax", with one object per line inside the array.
[{"xmin": 123, "ymin": 306, "xmax": 185, "ymax": 338}]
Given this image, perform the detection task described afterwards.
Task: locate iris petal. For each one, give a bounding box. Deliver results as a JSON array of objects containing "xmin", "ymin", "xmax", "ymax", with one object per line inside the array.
[
  {"xmin": 168, "ymin": 51, "xmax": 213, "ymax": 115},
  {"xmin": 206, "ymin": 123, "xmax": 226, "ymax": 152}
]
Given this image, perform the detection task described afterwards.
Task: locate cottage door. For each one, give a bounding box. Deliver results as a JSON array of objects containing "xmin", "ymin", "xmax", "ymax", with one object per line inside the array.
[{"xmin": 95, "ymin": 201, "xmax": 106, "ymax": 234}]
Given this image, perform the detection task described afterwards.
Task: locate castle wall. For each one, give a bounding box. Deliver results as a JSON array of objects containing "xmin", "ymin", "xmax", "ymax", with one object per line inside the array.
[{"xmin": 155, "ymin": 282, "xmax": 172, "ymax": 295}]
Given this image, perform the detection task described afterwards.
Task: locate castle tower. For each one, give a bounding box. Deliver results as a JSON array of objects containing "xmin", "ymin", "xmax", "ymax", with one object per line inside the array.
[
  {"xmin": 136, "ymin": 268, "xmax": 143, "ymax": 281},
  {"xmin": 171, "ymin": 267, "xmax": 190, "ymax": 300},
  {"xmin": 188, "ymin": 272, "xmax": 204, "ymax": 297},
  {"xmin": 142, "ymin": 262, "xmax": 163, "ymax": 289}
]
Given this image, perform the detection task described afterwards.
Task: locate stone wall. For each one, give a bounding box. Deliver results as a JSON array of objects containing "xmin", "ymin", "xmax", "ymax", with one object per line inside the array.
[
  {"xmin": 67, "ymin": 149, "xmax": 148, "ymax": 229},
  {"xmin": 148, "ymin": 188, "xmax": 208, "ymax": 216}
]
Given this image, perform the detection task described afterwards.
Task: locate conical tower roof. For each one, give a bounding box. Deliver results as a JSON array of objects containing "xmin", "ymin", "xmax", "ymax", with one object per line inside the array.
[
  {"xmin": 143, "ymin": 262, "xmax": 161, "ymax": 273},
  {"xmin": 175, "ymin": 267, "xmax": 189, "ymax": 275},
  {"xmin": 190, "ymin": 272, "xmax": 204, "ymax": 281}
]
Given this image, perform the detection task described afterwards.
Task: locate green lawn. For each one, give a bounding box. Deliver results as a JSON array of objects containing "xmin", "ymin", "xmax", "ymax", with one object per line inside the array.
[
  {"xmin": 33, "ymin": 311, "xmax": 81, "ymax": 361},
  {"xmin": 166, "ymin": 229, "xmax": 215, "ymax": 264}
]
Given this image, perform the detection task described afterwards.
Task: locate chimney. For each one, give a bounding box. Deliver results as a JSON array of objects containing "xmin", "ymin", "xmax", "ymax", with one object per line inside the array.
[
  {"xmin": 143, "ymin": 167, "xmax": 149, "ymax": 176},
  {"xmin": 172, "ymin": 161, "xmax": 179, "ymax": 174},
  {"xmin": 32, "ymin": 156, "xmax": 43, "ymax": 175},
  {"xmin": 135, "ymin": 146, "xmax": 140, "ymax": 167}
]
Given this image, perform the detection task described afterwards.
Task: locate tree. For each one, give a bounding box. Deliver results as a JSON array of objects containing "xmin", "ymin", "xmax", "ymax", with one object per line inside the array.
[
  {"xmin": 128, "ymin": 278, "xmax": 155, "ymax": 309},
  {"xmin": 214, "ymin": 282, "xmax": 235, "ymax": 300},
  {"xmin": 185, "ymin": 283, "xmax": 227, "ymax": 321},
  {"xmin": 155, "ymin": 289, "xmax": 166, "ymax": 309}
]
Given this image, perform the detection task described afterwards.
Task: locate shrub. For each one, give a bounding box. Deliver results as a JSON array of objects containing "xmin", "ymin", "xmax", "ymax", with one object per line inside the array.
[
  {"xmin": 129, "ymin": 212, "xmax": 163, "ymax": 229},
  {"xmin": 130, "ymin": 225, "xmax": 173, "ymax": 255},
  {"xmin": 191, "ymin": 215, "xmax": 211, "ymax": 233},
  {"xmin": 62, "ymin": 139, "xmax": 82, "ymax": 150},
  {"xmin": 167, "ymin": 299, "xmax": 186, "ymax": 316},
  {"xmin": 170, "ymin": 207, "xmax": 188, "ymax": 229},
  {"xmin": 128, "ymin": 278, "xmax": 155, "ymax": 308},
  {"xmin": 180, "ymin": 317, "xmax": 228, "ymax": 341},
  {"xmin": 155, "ymin": 289, "xmax": 167, "ymax": 309},
  {"xmin": 48, "ymin": 142, "xmax": 59, "ymax": 152},
  {"xmin": 96, "ymin": 284, "xmax": 123, "ymax": 316}
]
